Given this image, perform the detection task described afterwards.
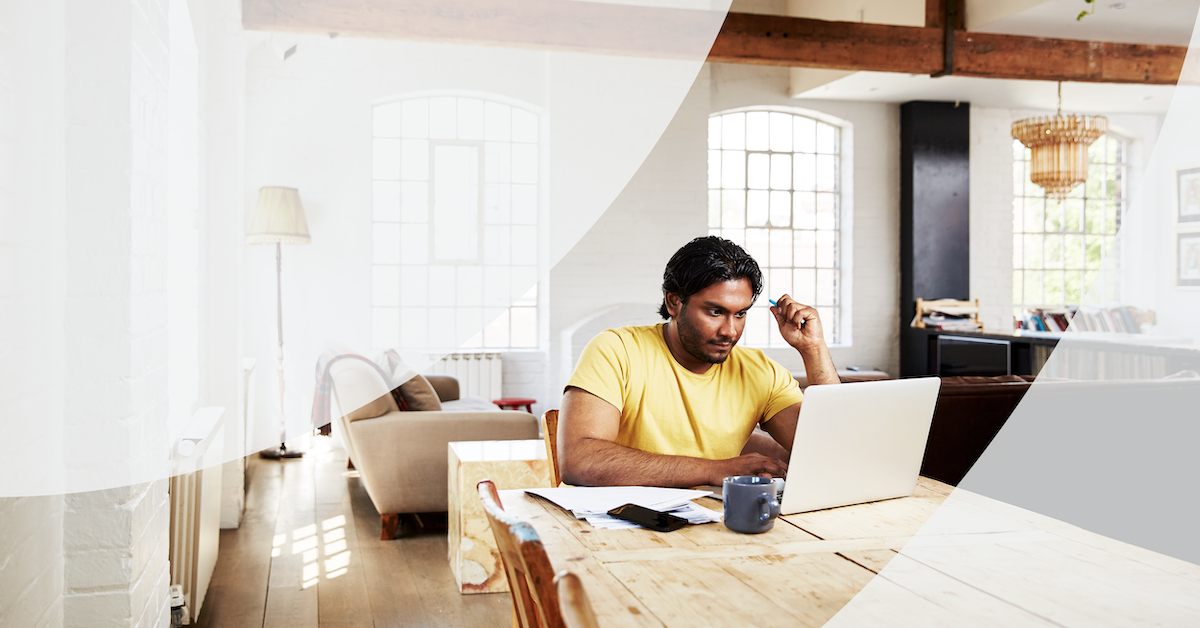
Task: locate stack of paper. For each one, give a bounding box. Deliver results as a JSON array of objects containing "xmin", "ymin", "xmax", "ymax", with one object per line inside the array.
[{"xmin": 524, "ymin": 486, "xmax": 722, "ymax": 530}]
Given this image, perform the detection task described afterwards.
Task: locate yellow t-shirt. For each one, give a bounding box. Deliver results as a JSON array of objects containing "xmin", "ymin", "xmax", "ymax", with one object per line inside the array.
[{"xmin": 566, "ymin": 323, "xmax": 804, "ymax": 460}]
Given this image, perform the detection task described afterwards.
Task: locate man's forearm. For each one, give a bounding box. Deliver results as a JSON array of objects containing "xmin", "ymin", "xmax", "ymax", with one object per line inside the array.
[
  {"xmin": 562, "ymin": 437, "xmax": 728, "ymax": 488},
  {"xmin": 800, "ymin": 344, "xmax": 840, "ymax": 386}
]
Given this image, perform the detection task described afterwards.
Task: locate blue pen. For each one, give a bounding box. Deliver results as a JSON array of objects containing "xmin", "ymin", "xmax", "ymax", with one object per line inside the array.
[{"xmin": 769, "ymin": 299, "xmax": 777, "ymax": 306}]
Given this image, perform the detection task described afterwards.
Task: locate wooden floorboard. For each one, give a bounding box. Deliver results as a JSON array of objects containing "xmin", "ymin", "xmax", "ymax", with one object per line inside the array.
[{"xmin": 194, "ymin": 444, "xmax": 512, "ymax": 627}]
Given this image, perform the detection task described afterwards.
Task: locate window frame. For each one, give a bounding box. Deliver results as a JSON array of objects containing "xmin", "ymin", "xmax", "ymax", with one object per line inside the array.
[
  {"xmin": 706, "ymin": 106, "xmax": 853, "ymax": 348},
  {"xmin": 370, "ymin": 91, "xmax": 547, "ymax": 353}
]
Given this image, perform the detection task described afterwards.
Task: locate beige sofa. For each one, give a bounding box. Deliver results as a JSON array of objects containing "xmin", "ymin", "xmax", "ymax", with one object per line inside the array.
[{"xmin": 329, "ymin": 359, "xmax": 538, "ymax": 539}]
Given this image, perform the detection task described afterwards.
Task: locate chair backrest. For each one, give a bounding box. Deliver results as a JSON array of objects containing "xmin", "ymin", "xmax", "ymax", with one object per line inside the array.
[
  {"xmin": 554, "ymin": 571, "xmax": 600, "ymax": 628},
  {"xmin": 478, "ymin": 480, "xmax": 564, "ymax": 628},
  {"xmin": 540, "ymin": 410, "xmax": 561, "ymax": 487}
]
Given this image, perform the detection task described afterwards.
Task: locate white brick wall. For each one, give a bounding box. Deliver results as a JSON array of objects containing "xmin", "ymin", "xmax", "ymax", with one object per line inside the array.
[
  {"xmin": 59, "ymin": 0, "xmax": 173, "ymax": 625},
  {"xmin": 970, "ymin": 107, "xmax": 1016, "ymax": 332}
]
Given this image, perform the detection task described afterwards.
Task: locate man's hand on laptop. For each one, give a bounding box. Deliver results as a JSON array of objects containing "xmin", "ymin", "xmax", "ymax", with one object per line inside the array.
[{"xmin": 709, "ymin": 453, "xmax": 787, "ymax": 485}]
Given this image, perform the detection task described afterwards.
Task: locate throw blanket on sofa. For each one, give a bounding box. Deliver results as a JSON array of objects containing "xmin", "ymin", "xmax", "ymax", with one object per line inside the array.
[{"xmin": 311, "ymin": 349, "xmax": 394, "ymax": 435}]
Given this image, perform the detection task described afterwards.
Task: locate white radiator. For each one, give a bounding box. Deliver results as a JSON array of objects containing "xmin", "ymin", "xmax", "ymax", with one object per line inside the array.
[
  {"xmin": 426, "ymin": 352, "xmax": 504, "ymax": 400},
  {"xmin": 169, "ymin": 406, "xmax": 225, "ymax": 625}
]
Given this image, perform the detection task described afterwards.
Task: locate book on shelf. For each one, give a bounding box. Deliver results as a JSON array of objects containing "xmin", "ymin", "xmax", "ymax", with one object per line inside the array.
[{"xmin": 1015, "ymin": 306, "xmax": 1155, "ymax": 335}]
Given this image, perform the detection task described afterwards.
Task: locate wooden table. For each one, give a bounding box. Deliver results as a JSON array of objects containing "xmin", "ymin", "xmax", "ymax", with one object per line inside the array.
[{"xmin": 502, "ymin": 478, "xmax": 1200, "ymax": 626}]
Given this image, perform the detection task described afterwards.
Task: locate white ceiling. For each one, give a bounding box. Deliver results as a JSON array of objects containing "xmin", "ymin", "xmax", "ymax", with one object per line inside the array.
[
  {"xmin": 793, "ymin": 0, "xmax": 1198, "ymax": 113},
  {"xmin": 975, "ymin": 0, "xmax": 1200, "ymax": 47}
]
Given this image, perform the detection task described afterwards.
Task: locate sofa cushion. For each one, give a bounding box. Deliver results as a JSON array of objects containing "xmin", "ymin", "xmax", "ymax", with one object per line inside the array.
[
  {"xmin": 441, "ymin": 396, "xmax": 503, "ymax": 412},
  {"xmin": 397, "ymin": 374, "xmax": 442, "ymax": 411}
]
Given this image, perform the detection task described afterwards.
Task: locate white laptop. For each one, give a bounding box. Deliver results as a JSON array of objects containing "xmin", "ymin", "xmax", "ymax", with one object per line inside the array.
[{"xmin": 777, "ymin": 377, "xmax": 941, "ymax": 515}]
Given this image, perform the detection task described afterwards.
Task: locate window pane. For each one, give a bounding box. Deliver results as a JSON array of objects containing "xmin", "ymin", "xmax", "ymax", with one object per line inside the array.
[
  {"xmin": 373, "ymin": 139, "xmax": 401, "ymax": 180},
  {"xmin": 1065, "ymin": 234, "xmax": 1083, "ymax": 269},
  {"xmin": 708, "ymin": 116, "xmax": 721, "ymax": 150},
  {"xmin": 722, "ymin": 190, "xmax": 745, "ymax": 228},
  {"xmin": 429, "ymin": 97, "xmax": 456, "ymax": 139},
  {"xmin": 816, "ymin": 269, "xmax": 835, "ymax": 306},
  {"xmin": 400, "ymin": 181, "xmax": 428, "ymax": 223},
  {"xmin": 816, "ymin": 155, "xmax": 837, "ymax": 192},
  {"xmin": 794, "ymin": 154, "xmax": 815, "ymax": 191},
  {"xmin": 747, "ymin": 153, "xmax": 769, "ymax": 190},
  {"xmin": 1024, "ymin": 234, "xmax": 1043, "ymax": 268},
  {"xmin": 794, "ymin": 117, "xmax": 816, "ymax": 153},
  {"xmin": 745, "ymin": 228, "xmax": 769, "ymax": 265},
  {"xmin": 769, "ymin": 112, "xmax": 792, "ymax": 152},
  {"xmin": 512, "ymin": 184, "xmax": 537, "ymax": 225},
  {"xmin": 374, "ymin": 181, "xmax": 401, "ymax": 222},
  {"xmin": 484, "ymin": 142, "xmax": 510, "ymax": 184},
  {"xmin": 1045, "ymin": 269, "xmax": 1063, "ymax": 304},
  {"xmin": 721, "ymin": 112, "xmax": 745, "ymax": 150},
  {"xmin": 1045, "ymin": 235, "xmax": 1063, "ymax": 267},
  {"xmin": 400, "ymin": 265, "xmax": 428, "ymax": 306},
  {"xmin": 770, "ymin": 268, "xmax": 792, "ymax": 300},
  {"xmin": 1045, "ymin": 199, "xmax": 1063, "ymax": 232},
  {"xmin": 457, "ymin": 266, "xmax": 483, "ymax": 306},
  {"xmin": 512, "ymin": 144, "xmax": 538, "ymax": 184},
  {"xmin": 484, "ymin": 101, "xmax": 511, "ymax": 142},
  {"xmin": 770, "ymin": 153, "xmax": 791, "ymax": 190},
  {"xmin": 1024, "ymin": 271, "xmax": 1043, "ymax": 305},
  {"xmin": 722, "ymin": 150, "xmax": 745, "ymax": 189},
  {"xmin": 746, "ymin": 191, "xmax": 768, "ymax": 227},
  {"xmin": 1013, "ymin": 160, "xmax": 1025, "ymax": 197},
  {"xmin": 721, "ymin": 228, "xmax": 744, "ymax": 247},
  {"xmin": 769, "ymin": 191, "xmax": 790, "ymax": 228},
  {"xmin": 1064, "ymin": 199, "xmax": 1083, "ymax": 232},
  {"xmin": 483, "ymin": 309, "xmax": 510, "ymax": 348},
  {"xmin": 484, "ymin": 266, "xmax": 510, "ymax": 307},
  {"xmin": 483, "ymin": 183, "xmax": 510, "ymax": 224},
  {"xmin": 457, "ymin": 98, "xmax": 484, "ymax": 140},
  {"xmin": 1013, "ymin": 233, "xmax": 1023, "ymax": 270},
  {"xmin": 511, "ymin": 267, "xmax": 537, "ymax": 303},
  {"xmin": 515, "ymin": 283, "xmax": 537, "ymax": 307},
  {"xmin": 1085, "ymin": 235, "xmax": 1103, "ymax": 269},
  {"xmin": 741, "ymin": 307, "xmax": 767, "ymax": 347},
  {"xmin": 794, "ymin": 193, "xmax": 816, "ymax": 229},
  {"xmin": 373, "ymin": 223, "xmax": 400, "ymax": 264},
  {"xmin": 708, "ymin": 150, "xmax": 721, "ymax": 188},
  {"xmin": 1065, "ymin": 270, "xmax": 1083, "ymax": 304},
  {"xmin": 816, "ymin": 230, "xmax": 835, "ymax": 268},
  {"xmin": 399, "ymin": 224, "xmax": 428, "ymax": 264},
  {"xmin": 399, "ymin": 308, "xmax": 427, "ymax": 348},
  {"xmin": 372, "ymin": 307, "xmax": 399, "ymax": 349},
  {"xmin": 401, "ymin": 99, "xmax": 429, "ymax": 138},
  {"xmin": 816, "ymin": 193, "xmax": 837, "ymax": 230},
  {"xmin": 457, "ymin": 307, "xmax": 483, "ymax": 346},
  {"xmin": 510, "ymin": 307, "xmax": 537, "ymax": 347},
  {"xmin": 512, "ymin": 226, "xmax": 537, "ymax": 266},
  {"xmin": 769, "ymin": 230, "xmax": 792, "ymax": 268},
  {"xmin": 429, "ymin": 266, "xmax": 455, "ymax": 306},
  {"xmin": 429, "ymin": 307, "xmax": 455, "ymax": 348},
  {"xmin": 374, "ymin": 102, "xmax": 403, "ymax": 138},
  {"xmin": 794, "ymin": 230, "xmax": 816, "ymax": 267},
  {"xmin": 794, "ymin": 268, "xmax": 816, "ymax": 304},
  {"xmin": 1012, "ymin": 198, "xmax": 1023, "ymax": 234},
  {"xmin": 483, "ymin": 225, "xmax": 511, "ymax": 265},
  {"xmin": 400, "ymin": 139, "xmax": 428, "ymax": 180},
  {"xmin": 373, "ymin": 266, "xmax": 399, "ymax": 307},
  {"xmin": 746, "ymin": 112, "xmax": 769, "ymax": 151},
  {"xmin": 708, "ymin": 190, "xmax": 721, "ymax": 228},
  {"xmin": 816, "ymin": 123, "xmax": 837, "ymax": 153},
  {"xmin": 512, "ymin": 108, "xmax": 538, "ymax": 143},
  {"xmin": 432, "ymin": 145, "xmax": 479, "ymax": 261}
]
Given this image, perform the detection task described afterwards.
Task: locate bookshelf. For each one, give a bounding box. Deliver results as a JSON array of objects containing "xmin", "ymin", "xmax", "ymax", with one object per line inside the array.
[{"xmin": 906, "ymin": 327, "xmax": 1200, "ymax": 379}]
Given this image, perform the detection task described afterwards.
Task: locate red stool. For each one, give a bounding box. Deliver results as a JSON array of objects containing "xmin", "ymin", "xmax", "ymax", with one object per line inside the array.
[{"xmin": 493, "ymin": 397, "xmax": 536, "ymax": 413}]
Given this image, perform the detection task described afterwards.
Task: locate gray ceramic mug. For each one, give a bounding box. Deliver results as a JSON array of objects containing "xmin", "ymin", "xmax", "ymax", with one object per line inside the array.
[{"xmin": 723, "ymin": 476, "xmax": 781, "ymax": 534}]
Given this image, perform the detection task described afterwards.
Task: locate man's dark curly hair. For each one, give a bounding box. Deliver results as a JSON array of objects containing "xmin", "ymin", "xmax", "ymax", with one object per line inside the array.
[{"xmin": 658, "ymin": 236, "xmax": 763, "ymax": 319}]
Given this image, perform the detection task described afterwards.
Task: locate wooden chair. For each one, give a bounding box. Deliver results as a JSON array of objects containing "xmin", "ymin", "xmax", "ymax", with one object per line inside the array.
[
  {"xmin": 554, "ymin": 570, "xmax": 600, "ymax": 628},
  {"xmin": 540, "ymin": 409, "xmax": 561, "ymax": 487},
  {"xmin": 478, "ymin": 479, "xmax": 564, "ymax": 628}
]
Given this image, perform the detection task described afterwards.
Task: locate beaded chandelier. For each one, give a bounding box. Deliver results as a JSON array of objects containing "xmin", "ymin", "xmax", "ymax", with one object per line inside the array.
[{"xmin": 1012, "ymin": 82, "xmax": 1107, "ymax": 199}]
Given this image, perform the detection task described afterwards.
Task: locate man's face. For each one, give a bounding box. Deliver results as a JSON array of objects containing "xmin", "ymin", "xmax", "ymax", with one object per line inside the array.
[{"xmin": 668, "ymin": 279, "xmax": 755, "ymax": 365}]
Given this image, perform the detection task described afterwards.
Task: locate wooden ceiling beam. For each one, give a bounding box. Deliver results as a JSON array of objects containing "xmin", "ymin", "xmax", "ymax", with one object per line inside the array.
[{"xmin": 243, "ymin": 0, "xmax": 1188, "ymax": 85}]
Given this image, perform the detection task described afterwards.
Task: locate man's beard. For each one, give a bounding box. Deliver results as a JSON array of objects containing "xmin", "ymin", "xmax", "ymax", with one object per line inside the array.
[{"xmin": 676, "ymin": 305, "xmax": 736, "ymax": 365}]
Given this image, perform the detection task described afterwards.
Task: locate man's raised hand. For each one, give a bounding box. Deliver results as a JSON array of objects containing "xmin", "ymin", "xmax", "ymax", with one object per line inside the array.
[{"xmin": 770, "ymin": 294, "xmax": 827, "ymax": 354}]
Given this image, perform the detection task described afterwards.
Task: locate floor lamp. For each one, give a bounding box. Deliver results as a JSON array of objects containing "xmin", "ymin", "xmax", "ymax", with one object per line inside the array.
[{"xmin": 246, "ymin": 186, "xmax": 311, "ymax": 459}]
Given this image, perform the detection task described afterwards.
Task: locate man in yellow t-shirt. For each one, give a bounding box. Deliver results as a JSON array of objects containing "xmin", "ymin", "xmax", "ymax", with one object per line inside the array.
[{"xmin": 560, "ymin": 236, "xmax": 840, "ymax": 488}]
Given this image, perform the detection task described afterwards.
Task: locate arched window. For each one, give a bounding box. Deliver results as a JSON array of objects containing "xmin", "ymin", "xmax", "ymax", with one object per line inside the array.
[
  {"xmin": 371, "ymin": 94, "xmax": 541, "ymax": 351},
  {"xmin": 1012, "ymin": 133, "xmax": 1125, "ymax": 317},
  {"xmin": 707, "ymin": 109, "xmax": 844, "ymax": 346}
]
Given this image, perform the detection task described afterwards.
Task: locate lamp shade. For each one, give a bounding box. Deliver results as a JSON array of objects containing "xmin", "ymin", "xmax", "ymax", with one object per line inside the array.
[{"xmin": 246, "ymin": 186, "xmax": 312, "ymax": 245}]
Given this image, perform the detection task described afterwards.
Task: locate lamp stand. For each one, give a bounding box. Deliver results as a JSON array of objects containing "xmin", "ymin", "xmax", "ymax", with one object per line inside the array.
[{"xmin": 261, "ymin": 242, "xmax": 304, "ymax": 459}]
